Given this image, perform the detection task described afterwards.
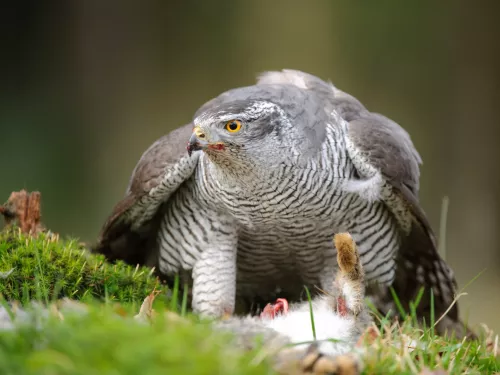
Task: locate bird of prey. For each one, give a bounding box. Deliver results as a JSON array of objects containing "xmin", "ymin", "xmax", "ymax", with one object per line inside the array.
[{"xmin": 92, "ymin": 69, "xmax": 467, "ymax": 336}]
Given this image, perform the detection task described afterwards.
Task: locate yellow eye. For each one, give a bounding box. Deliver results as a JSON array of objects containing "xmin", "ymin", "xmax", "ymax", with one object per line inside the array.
[{"xmin": 225, "ymin": 120, "xmax": 242, "ymax": 133}]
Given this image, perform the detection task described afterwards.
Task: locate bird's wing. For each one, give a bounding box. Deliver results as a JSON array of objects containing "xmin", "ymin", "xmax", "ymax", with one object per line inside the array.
[
  {"xmin": 347, "ymin": 113, "xmax": 422, "ymax": 195},
  {"xmin": 243, "ymin": 69, "xmax": 459, "ymax": 327},
  {"xmin": 344, "ymin": 105, "xmax": 460, "ymax": 327},
  {"xmin": 92, "ymin": 123, "xmax": 198, "ymax": 267}
]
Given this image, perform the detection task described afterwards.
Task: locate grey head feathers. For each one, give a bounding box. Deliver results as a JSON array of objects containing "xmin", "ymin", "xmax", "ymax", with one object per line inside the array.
[{"xmin": 193, "ymin": 73, "xmax": 338, "ymax": 159}]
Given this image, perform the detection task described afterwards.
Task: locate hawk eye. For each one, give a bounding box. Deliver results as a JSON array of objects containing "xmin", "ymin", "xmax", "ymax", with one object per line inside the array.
[{"xmin": 224, "ymin": 120, "xmax": 242, "ymax": 133}]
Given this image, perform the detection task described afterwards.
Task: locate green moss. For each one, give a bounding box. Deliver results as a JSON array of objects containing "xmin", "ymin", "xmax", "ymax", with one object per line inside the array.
[
  {"xmin": 0, "ymin": 227, "xmax": 167, "ymax": 306},
  {"xmin": 0, "ymin": 304, "xmax": 274, "ymax": 375}
]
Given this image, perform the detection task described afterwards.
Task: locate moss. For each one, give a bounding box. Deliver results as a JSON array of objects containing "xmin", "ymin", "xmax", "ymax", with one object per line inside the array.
[
  {"xmin": 0, "ymin": 304, "xmax": 274, "ymax": 375},
  {"xmin": 0, "ymin": 227, "xmax": 167, "ymax": 306}
]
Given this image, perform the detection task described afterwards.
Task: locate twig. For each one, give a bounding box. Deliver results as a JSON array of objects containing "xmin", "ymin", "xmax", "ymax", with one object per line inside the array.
[{"xmin": 433, "ymin": 292, "xmax": 467, "ymax": 328}]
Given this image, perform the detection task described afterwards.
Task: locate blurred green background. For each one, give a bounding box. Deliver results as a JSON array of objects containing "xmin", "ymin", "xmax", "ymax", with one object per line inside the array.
[{"xmin": 1, "ymin": 2, "xmax": 499, "ymax": 332}]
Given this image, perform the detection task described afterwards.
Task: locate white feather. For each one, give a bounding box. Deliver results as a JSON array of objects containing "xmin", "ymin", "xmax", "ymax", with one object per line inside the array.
[
  {"xmin": 257, "ymin": 70, "xmax": 309, "ymax": 89},
  {"xmin": 342, "ymin": 172, "xmax": 383, "ymax": 203}
]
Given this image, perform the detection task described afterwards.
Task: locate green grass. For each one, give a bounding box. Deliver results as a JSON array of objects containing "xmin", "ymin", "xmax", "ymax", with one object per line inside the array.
[
  {"xmin": 0, "ymin": 227, "xmax": 498, "ymax": 374},
  {"xmin": 361, "ymin": 299, "xmax": 500, "ymax": 374},
  {"xmin": 361, "ymin": 321, "xmax": 499, "ymax": 374},
  {"xmin": 0, "ymin": 302, "xmax": 274, "ymax": 375}
]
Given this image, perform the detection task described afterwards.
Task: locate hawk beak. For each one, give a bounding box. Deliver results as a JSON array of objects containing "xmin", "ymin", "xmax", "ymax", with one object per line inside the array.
[
  {"xmin": 187, "ymin": 126, "xmax": 225, "ymax": 156},
  {"xmin": 187, "ymin": 126, "xmax": 209, "ymax": 157}
]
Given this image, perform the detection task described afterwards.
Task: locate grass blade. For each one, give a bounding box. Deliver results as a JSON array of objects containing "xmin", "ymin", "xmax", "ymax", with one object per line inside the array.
[
  {"xmin": 430, "ymin": 287, "xmax": 435, "ymax": 336},
  {"xmin": 390, "ymin": 287, "xmax": 407, "ymax": 320},
  {"xmin": 170, "ymin": 275, "xmax": 180, "ymax": 312},
  {"xmin": 181, "ymin": 284, "xmax": 188, "ymax": 316},
  {"xmin": 438, "ymin": 196, "xmax": 449, "ymax": 260},
  {"xmin": 303, "ymin": 286, "xmax": 316, "ymax": 340}
]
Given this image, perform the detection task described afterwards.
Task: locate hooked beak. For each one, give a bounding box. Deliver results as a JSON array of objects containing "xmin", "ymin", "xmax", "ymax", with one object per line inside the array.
[
  {"xmin": 187, "ymin": 126, "xmax": 208, "ymax": 157},
  {"xmin": 187, "ymin": 126, "xmax": 225, "ymax": 157}
]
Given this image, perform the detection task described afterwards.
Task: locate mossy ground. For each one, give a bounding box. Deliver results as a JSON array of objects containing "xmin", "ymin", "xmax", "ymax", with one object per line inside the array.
[
  {"xmin": 0, "ymin": 304, "xmax": 273, "ymax": 375},
  {"xmin": 0, "ymin": 228, "xmax": 498, "ymax": 374},
  {"xmin": 0, "ymin": 227, "xmax": 168, "ymax": 308}
]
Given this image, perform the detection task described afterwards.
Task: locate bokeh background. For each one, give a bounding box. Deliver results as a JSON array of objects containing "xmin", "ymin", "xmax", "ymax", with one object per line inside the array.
[{"xmin": 2, "ymin": 2, "xmax": 499, "ymax": 332}]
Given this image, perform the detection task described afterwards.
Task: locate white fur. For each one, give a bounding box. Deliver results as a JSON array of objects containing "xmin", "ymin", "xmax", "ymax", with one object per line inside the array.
[
  {"xmin": 262, "ymin": 299, "xmax": 356, "ymax": 356},
  {"xmin": 341, "ymin": 283, "xmax": 358, "ymax": 313}
]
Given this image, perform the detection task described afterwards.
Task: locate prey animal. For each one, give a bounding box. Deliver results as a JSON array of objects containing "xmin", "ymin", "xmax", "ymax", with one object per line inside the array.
[
  {"xmin": 216, "ymin": 232, "xmax": 371, "ymax": 375},
  {"xmin": 93, "ymin": 69, "xmax": 468, "ymax": 337},
  {"xmin": 215, "ymin": 233, "xmax": 372, "ymax": 374}
]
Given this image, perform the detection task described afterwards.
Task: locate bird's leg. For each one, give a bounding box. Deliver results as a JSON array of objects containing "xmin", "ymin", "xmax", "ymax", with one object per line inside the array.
[{"xmin": 191, "ymin": 228, "xmax": 238, "ymax": 318}]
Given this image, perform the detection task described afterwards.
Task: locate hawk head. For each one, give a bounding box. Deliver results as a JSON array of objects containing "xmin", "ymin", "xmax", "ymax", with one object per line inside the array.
[
  {"xmin": 186, "ymin": 85, "xmax": 330, "ymax": 167},
  {"xmin": 187, "ymin": 100, "xmax": 288, "ymax": 162}
]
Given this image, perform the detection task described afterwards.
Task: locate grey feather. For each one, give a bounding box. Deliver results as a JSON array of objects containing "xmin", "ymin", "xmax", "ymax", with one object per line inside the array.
[
  {"xmin": 92, "ymin": 123, "xmax": 197, "ymax": 266},
  {"xmin": 331, "ymin": 85, "xmax": 461, "ymax": 330},
  {"xmin": 347, "ymin": 113, "xmax": 422, "ymax": 195},
  {"xmin": 126, "ymin": 123, "xmax": 195, "ymax": 196}
]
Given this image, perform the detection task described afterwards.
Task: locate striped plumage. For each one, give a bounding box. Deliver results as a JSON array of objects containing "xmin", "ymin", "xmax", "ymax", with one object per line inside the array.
[
  {"xmin": 93, "ymin": 70, "xmax": 469, "ymax": 337},
  {"xmin": 159, "ymin": 122, "xmax": 400, "ymax": 301}
]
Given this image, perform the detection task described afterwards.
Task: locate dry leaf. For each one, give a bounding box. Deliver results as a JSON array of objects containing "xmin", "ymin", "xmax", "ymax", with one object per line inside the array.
[
  {"xmin": 481, "ymin": 323, "xmax": 499, "ymax": 357},
  {"xmin": 49, "ymin": 304, "xmax": 64, "ymax": 321},
  {"xmin": 134, "ymin": 289, "xmax": 160, "ymax": 323},
  {"xmin": 356, "ymin": 324, "xmax": 380, "ymax": 347}
]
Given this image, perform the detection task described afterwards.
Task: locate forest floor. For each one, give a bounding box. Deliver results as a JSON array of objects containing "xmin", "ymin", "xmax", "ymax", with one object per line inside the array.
[{"xmin": 0, "ymin": 191, "xmax": 499, "ymax": 374}]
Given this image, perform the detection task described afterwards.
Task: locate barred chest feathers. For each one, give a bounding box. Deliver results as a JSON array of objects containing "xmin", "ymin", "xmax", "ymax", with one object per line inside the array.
[
  {"xmin": 158, "ymin": 122, "xmax": 402, "ymax": 293},
  {"xmin": 193, "ymin": 123, "xmax": 356, "ymax": 224}
]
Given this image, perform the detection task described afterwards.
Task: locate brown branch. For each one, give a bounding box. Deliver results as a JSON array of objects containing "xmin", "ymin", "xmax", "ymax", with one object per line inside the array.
[{"xmin": 0, "ymin": 190, "xmax": 45, "ymax": 236}]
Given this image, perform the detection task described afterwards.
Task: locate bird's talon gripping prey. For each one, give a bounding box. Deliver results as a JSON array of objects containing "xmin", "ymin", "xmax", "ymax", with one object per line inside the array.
[
  {"xmin": 94, "ymin": 69, "xmax": 470, "ymax": 336},
  {"xmin": 260, "ymin": 298, "xmax": 289, "ymax": 319}
]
